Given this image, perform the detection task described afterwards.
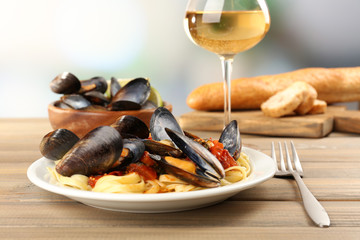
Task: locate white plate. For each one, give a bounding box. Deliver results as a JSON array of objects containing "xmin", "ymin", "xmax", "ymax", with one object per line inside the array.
[{"xmin": 27, "ymin": 147, "xmax": 276, "ymax": 213}]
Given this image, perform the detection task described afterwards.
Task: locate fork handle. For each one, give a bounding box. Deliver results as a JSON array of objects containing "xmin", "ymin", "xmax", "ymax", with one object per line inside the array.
[{"xmin": 292, "ymin": 172, "xmax": 330, "ymax": 227}]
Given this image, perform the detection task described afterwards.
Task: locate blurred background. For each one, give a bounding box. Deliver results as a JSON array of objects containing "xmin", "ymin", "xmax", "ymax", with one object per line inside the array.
[{"xmin": 1, "ymin": 0, "xmax": 359, "ymax": 118}]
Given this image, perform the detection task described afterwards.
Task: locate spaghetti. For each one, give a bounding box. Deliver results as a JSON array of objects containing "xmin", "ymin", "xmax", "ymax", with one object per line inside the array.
[{"xmin": 47, "ymin": 150, "xmax": 251, "ymax": 194}]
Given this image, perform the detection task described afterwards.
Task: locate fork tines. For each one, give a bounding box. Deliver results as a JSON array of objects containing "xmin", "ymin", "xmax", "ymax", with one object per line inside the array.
[{"xmin": 272, "ymin": 141, "xmax": 304, "ymax": 177}]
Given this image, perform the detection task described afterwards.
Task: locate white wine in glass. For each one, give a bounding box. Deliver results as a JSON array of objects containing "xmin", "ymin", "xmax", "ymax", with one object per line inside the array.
[{"xmin": 184, "ymin": 0, "xmax": 270, "ymax": 125}]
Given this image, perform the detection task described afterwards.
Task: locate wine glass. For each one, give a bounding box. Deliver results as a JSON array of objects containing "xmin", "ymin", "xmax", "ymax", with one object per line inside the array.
[{"xmin": 184, "ymin": 0, "xmax": 270, "ymax": 125}]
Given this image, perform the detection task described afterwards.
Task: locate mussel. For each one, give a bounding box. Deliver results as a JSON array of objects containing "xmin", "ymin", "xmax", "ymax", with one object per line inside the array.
[
  {"xmin": 219, "ymin": 120, "xmax": 241, "ymax": 160},
  {"xmin": 50, "ymin": 72, "xmax": 81, "ymax": 94},
  {"xmin": 83, "ymin": 91, "xmax": 110, "ymax": 106},
  {"xmin": 165, "ymin": 128, "xmax": 225, "ymax": 180},
  {"xmin": 142, "ymin": 139, "xmax": 184, "ymax": 158},
  {"xmin": 60, "ymin": 94, "xmax": 92, "ymax": 110},
  {"xmin": 111, "ymin": 138, "xmax": 145, "ymax": 170},
  {"xmin": 111, "ymin": 115, "xmax": 149, "ymax": 139},
  {"xmin": 110, "ymin": 77, "xmax": 121, "ymax": 99},
  {"xmin": 150, "ymin": 107, "xmax": 183, "ymax": 141},
  {"xmin": 149, "ymin": 154, "xmax": 220, "ymax": 188},
  {"xmin": 80, "ymin": 76, "xmax": 108, "ymax": 94},
  {"xmin": 39, "ymin": 129, "xmax": 79, "ymax": 160},
  {"xmin": 108, "ymin": 78, "xmax": 150, "ymax": 111},
  {"xmin": 56, "ymin": 126, "xmax": 123, "ymax": 177}
]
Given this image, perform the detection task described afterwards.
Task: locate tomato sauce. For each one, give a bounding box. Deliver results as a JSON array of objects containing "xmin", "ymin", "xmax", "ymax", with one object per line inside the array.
[
  {"xmin": 127, "ymin": 163, "xmax": 157, "ymax": 181},
  {"xmin": 209, "ymin": 140, "xmax": 238, "ymax": 169}
]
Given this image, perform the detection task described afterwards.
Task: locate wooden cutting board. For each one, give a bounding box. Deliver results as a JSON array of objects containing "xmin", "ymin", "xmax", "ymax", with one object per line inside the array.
[{"xmin": 179, "ymin": 106, "xmax": 359, "ymax": 138}]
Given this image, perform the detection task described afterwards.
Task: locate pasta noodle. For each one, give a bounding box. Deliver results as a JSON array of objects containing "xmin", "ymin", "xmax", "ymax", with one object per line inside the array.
[{"xmin": 48, "ymin": 151, "xmax": 251, "ymax": 194}]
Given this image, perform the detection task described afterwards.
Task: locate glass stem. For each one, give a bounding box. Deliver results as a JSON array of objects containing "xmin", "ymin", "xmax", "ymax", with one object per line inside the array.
[{"xmin": 220, "ymin": 55, "xmax": 234, "ymax": 126}]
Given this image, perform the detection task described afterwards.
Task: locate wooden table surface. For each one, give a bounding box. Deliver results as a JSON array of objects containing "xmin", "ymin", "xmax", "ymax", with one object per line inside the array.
[{"xmin": 1, "ymin": 118, "xmax": 359, "ymax": 239}]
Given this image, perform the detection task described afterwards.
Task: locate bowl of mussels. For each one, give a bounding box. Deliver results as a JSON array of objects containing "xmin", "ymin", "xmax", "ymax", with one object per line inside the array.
[{"xmin": 48, "ymin": 72, "xmax": 172, "ymax": 138}]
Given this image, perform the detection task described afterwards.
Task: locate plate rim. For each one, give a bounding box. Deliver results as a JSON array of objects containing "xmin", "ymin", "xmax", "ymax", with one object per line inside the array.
[{"xmin": 27, "ymin": 146, "xmax": 276, "ymax": 203}]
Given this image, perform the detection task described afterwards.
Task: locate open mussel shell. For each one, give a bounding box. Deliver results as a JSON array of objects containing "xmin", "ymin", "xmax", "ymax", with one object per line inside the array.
[
  {"xmin": 108, "ymin": 78, "xmax": 150, "ymax": 111},
  {"xmin": 80, "ymin": 76, "xmax": 108, "ymax": 94},
  {"xmin": 60, "ymin": 94, "xmax": 92, "ymax": 110},
  {"xmin": 142, "ymin": 139, "xmax": 184, "ymax": 158},
  {"xmin": 219, "ymin": 120, "xmax": 241, "ymax": 160},
  {"xmin": 83, "ymin": 91, "xmax": 110, "ymax": 106},
  {"xmin": 149, "ymin": 154, "xmax": 220, "ymax": 188},
  {"xmin": 112, "ymin": 138, "xmax": 145, "ymax": 170},
  {"xmin": 150, "ymin": 107, "xmax": 183, "ymax": 141},
  {"xmin": 50, "ymin": 72, "xmax": 81, "ymax": 94},
  {"xmin": 54, "ymin": 100, "xmax": 72, "ymax": 109},
  {"xmin": 123, "ymin": 138, "xmax": 145, "ymax": 163},
  {"xmin": 110, "ymin": 77, "xmax": 121, "ymax": 99},
  {"xmin": 111, "ymin": 115, "xmax": 149, "ymax": 139},
  {"xmin": 56, "ymin": 126, "xmax": 123, "ymax": 177},
  {"xmin": 39, "ymin": 129, "xmax": 79, "ymax": 160},
  {"xmin": 165, "ymin": 128, "xmax": 225, "ymax": 180}
]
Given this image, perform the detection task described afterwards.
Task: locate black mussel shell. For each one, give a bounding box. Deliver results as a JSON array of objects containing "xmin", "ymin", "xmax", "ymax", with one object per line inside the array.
[
  {"xmin": 123, "ymin": 138, "xmax": 145, "ymax": 163},
  {"xmin": 60, "ymin": 94, "xmax": 92, "ymax": 110},
  {"xmin": 141, "ymin": 100, "xmax": 157, "ymax": 110},
  {"xmin": 149, "ymin": 154, "xmax": 220, "ymax": 188},
  {"xmin": 54, "ymin": 100, "xmax": 72, "ymax": 109},
  {"xmin": 108, "ymin": 78, "xmax": 150, "ymax": 111},
  {"xmin": 113, "ymin": 138, "xmax": 145, "ymax": 170},
  {"xmin": 108, "ymin": 100, "xmax": 142, "ymax": 111},
  {"xmin": 56, "ymin": 126, "xmax": 123, "ymax": 177},
  {"xmin": 150, "ymin": 107, "xmax": 183, "ymax": 141},
  {"xmin": 165, "ymin": 128, "xmax": 225, "ymax": 180},
  {"xmin": 81, "ymin": 76, "xmax": 108, "ymax": 93},
  {"xmin": 219, "ymin": 120, "xmax": 241, "ymax": 160},
  {"xmin": 111, "ymin": 115, "xmax": 149, "ymax": 139},
  {"xmin": 39, "ymin": 129, "xmax": 79, "ymax": 160},
  {"xmin": 143, "ymin": 139, "xmax": 184, "ymax": 158},
  {"xmin": 50, "ymin": 72, "xmax": 81, "ymax": 94},
  {"xmin": 110, "ymin": 77, "xmax": 121, "ymax": 99},
  {"xmin": 83, "ymin": 91, "xmax": 110, "ymax": 106}
]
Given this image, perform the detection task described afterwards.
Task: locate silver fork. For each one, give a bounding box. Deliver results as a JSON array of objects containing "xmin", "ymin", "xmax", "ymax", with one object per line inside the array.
[{"xmin": 271, "ymin": 141, "xmax": 330, "ymax": 228}]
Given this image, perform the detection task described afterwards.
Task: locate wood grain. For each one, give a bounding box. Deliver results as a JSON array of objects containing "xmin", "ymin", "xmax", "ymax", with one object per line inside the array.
[
  {"xmin": 333, "ymin": 109, "xmax": 360, "ymax": 133},
  {"xmin": 179, "ymin": 106, "xmax": 360, "ymax": 137},
  {"xmin": 179, "ymin": 108, "xmax": 342, "ymax": 138},
  {"xmin": 1, "ymin": 118, "xmax": 360, "ymax": 239}
]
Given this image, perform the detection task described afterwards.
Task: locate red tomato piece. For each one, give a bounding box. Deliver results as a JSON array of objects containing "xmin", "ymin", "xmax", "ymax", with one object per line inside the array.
[
  {"xmin": 140, "ymin": 151, "xmax": 156, "ymax": 167},
  {"xmin": 209, "ymin": 140, "xmax": 238, "ymax": 169},
  {"xmin": 127, "ymin": 163, "xmax": 157, "ymax": 181}
]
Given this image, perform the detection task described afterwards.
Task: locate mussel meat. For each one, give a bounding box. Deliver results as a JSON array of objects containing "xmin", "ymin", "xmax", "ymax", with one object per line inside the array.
[
  {"xmin": 149, "ymin": 154, "xmax": 220, "ymax": 188},
  {"xmin": 165, "ymin": 128, "xmax": 225, "ymax": 180},
  {"xmin": 80, "ymin": 76, "xmax": 108, "ymax": 94}
]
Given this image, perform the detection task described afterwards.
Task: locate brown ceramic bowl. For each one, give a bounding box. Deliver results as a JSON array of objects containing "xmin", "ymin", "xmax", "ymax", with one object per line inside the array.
[{"xmin": 48, "ymin": 101, "xmax": 172, "ymax": 138}]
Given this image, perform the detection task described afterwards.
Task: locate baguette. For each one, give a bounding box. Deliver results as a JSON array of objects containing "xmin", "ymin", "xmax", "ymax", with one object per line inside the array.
[
  {"xmin": 308, "ymin": 99, "xmax": 327, "ymax": 115},
  {"xmin": 187, "ymin": 67, "xmax": 360, "ymax": 111},
  {"xmin": 294, "ymin": 82, "xmax": 317, "ymax": 115},
  {"xmin": 261, "ymin": 81, "xmax": 308, "ymax": 117}
]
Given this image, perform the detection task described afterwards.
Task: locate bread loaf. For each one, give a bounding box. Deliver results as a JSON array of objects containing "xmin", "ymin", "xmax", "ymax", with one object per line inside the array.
[
  {"xmin": 308, "ymin": 99, "xmax": 327, "ymax": 115},
  {"xmin": 260, "ymin": 81, "xmax": 316, "ymax": 117},
  {"xmin": 187, "ymin": 67, "xmax": 360, "ymax": 110},
  {"xmin": 294, "ymin": 83, "xmax": 317, "ymax": 115}
]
